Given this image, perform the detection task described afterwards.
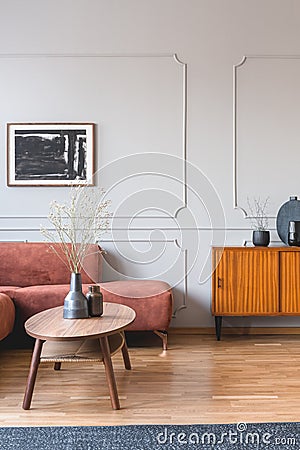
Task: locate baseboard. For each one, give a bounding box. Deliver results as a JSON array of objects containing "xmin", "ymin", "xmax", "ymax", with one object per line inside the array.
[{"xmin": 168, "ymin": 327, "xmax": 300, "ymax": 335}]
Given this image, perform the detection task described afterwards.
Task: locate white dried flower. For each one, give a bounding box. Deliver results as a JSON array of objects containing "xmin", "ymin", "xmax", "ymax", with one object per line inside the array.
[
  {"xmin": 247, "ymin": 196, "xmax": 270, "ymax": 231},
  {"xmin": 41, "ymin": 185, "xmax": 111, "ymax": 273}
]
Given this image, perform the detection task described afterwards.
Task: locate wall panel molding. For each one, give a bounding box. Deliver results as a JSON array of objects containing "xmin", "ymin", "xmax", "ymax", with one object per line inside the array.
[{"xmin": 233, "ymin": 54, "xmax": 300, "ymax": 219}]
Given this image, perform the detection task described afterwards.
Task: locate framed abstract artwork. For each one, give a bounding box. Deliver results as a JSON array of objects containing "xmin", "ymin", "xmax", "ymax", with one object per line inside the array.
[{"xmin": 6, "ymin": 122, "xmax": 95, "ymax": 186}]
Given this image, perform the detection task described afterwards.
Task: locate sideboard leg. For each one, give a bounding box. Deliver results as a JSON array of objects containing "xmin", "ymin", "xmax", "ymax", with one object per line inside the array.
[{"xmin": 215, "ymin": 316, "xmax": 222, "ymax": 341}]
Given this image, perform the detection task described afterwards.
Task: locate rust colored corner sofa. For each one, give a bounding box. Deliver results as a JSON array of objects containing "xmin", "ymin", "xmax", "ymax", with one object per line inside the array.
[{"xmin": 0, "ymin": 242, "xmax": 173, "ymax": 349}]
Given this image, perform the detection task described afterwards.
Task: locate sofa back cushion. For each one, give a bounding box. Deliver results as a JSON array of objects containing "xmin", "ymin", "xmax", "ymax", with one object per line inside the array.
[{"xmin": 0, "ymin": 242, "xmax": 102, "ymax": 287}]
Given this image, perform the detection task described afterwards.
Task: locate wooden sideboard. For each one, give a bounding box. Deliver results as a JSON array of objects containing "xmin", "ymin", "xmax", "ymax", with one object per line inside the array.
[{"xmin": 212, "ymin": 246, "xmax": 300, "ymax": 340}]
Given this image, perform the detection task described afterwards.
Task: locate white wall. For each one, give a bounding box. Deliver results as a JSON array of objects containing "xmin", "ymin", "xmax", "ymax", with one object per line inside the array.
[{"xmin": 0, "ymin": 0, "xmax": 300, "ymax": 328}]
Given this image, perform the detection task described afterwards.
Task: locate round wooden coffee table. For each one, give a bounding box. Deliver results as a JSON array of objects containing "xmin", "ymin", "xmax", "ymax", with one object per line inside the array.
[{"xmin": 22, "ymin": 302, "xmax": 136, "ymax": 410}]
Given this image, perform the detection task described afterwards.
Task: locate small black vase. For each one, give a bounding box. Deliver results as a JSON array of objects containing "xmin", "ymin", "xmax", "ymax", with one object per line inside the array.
[
  {"xmin": 63, "ymin": 273, "xmax": 89, "ymax": 319},
  {"xmin": 252, "ymin": 230, "xmax": 270, "ymax": 247},
  {"xmin": 86, "ymin": 285, "xmax": 103, "ymax": 317}
]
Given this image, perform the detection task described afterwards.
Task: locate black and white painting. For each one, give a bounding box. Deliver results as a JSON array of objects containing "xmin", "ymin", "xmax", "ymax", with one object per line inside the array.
[{"xmin": 7, "ymin": 123, "xmax": 95, "ymax": 186}]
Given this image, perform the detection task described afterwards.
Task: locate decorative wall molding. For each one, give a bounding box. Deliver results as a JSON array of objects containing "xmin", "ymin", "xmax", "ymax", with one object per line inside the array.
[
  {"xmin": 233, "ymin": 54, "xmax": 300, "ymax": 219},
  {"xmin": 0, "ymin": 52, "xmax": 190, "ymax": 315},
  {"xmin": 101, "ymin": 238, "xmax": 187, "ymax": 316},
  {"xmin": 0, "ymin": 52, "xmax": 188, "ymax": 219},
  {"xmin": 233, "ymin": 55, "xmax": 247, "ymax": 215}
]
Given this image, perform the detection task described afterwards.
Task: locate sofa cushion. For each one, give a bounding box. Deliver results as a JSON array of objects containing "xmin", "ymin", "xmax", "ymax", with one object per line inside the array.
[
  {"xmin": 11, "ymin": 280, "xmax": 173, "ymax": 339},
  {"xmin": 10, "ymin": 283, "xmax": 92, "ymax": 325},
  {"xmin": 0, "ymin": 242, "xmax": 102, "ymax": 287},
  {"xmin": 0, "ymin": 293, "xmax": 15, "ymax": 341},
  {"xmin": 7, "ymin": 283, "xmax": 93, "ymax": 344},
  {"xmin": 99, "ymin": 280, "xmax": 173, "ymax": 331}
]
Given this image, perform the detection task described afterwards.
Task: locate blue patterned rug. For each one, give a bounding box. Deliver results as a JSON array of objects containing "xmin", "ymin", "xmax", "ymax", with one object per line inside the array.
[{"xmin": 0, "ymin": 423, "xmax": 299, "ymax": 449}]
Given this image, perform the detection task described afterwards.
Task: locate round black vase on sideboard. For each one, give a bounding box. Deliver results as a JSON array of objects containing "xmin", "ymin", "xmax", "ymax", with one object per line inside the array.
[
  {"xmin": 252, "ymin": 230, "xmax": 270, "ymax": 247},
  {"xmin": 277, "ymin": 196, "xmax": 300, "ymax": 246}
]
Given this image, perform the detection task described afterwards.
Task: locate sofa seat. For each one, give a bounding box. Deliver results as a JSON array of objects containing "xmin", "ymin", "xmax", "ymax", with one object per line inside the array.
[
  {"xmin": 11, "ymin": 282, "xmax": 173, "ymax": 326},
  {"xmin": 11, "ymin": 284, "xmax": 72, "ymax": 327},
  {"xmin": 100, "ymin": 280, "xmax": 173, "ymax": 332},
  {"xmin": 9, "ymin": 280, "xmax": 173, "ymax": 349}
]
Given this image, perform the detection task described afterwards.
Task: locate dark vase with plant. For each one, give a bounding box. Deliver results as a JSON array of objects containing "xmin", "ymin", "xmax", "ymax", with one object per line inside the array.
[
  {"xmin": 252, "ymin": 229, "xmax": 270, "ymax": 247},
  {"xmin": 63, "ymin": 272, "xmax": 89, "ymax": 319},
  {"xmin": 247, "ymin": 196, "xmax": 270, "ymax": 247},
  {"xmin": 41, "ymin": 185, "xmax": 111, "ymax": 319}
]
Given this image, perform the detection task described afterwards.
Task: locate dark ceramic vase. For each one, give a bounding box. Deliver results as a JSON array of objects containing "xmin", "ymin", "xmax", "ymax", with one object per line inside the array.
[
  {"xmin": 63, "ymin": 273, "xmax": 89, "ymax": 319},
  {"xmin": 86, "ymin": 285, "xmax": 103, "ymax": 317},
  {"xmin": 252, "ymin": 230, "xmax": 270, "ymax": 247}
]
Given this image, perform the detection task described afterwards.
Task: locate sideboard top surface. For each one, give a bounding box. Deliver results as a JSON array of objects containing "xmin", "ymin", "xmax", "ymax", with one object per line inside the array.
[{"xmin": 212, "ymin": 246, "xmax": 300, "ymax": 252}]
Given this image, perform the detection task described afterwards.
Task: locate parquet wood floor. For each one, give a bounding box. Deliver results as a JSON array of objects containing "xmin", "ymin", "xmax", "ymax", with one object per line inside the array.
[{"xmin": 1, "ymin": 334, "xmax": 300, "ymax": 426}]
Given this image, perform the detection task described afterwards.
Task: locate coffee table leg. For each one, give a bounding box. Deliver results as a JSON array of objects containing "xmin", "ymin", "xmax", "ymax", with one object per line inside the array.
[
  {"xmin": 54, "ymin": 362, "xmax": 61, "ymax": 371},
  {"xmin": 121, "ymin": 332, "xmax": 131, "ymax": 370},
  {"xmin": 99, "ymin": 336, "xmax": 120, "ymax": 410},
  {"xmin": 23, "ymin": 338, "xmax": 44, "ymax": 410}
]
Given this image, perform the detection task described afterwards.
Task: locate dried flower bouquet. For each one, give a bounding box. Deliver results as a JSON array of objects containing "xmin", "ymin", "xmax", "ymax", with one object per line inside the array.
[{"xmin": 41, "ymin": 185, "xmax": 111, "ymax": 273}]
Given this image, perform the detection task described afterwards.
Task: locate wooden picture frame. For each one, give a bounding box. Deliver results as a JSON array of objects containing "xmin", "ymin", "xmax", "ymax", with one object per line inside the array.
[{"xmin": 6, "ymin": 122, "xmax": 95, "ymax": 186}]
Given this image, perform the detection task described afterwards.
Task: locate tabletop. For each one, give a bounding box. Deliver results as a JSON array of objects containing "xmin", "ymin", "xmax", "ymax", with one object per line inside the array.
[{"xmin": 24, "ymin": 302, "xmax": 136, "ymax": 341}]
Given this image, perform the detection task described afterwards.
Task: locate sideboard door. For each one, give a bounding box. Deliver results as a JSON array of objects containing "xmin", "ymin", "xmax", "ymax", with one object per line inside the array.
[
  {"xmin": 213, "ymin": 249, "xmax": 279, "ymax": 315},
  {"xmin": 280, "ymin": 251, "xmax": 300, "ymax": 313}
]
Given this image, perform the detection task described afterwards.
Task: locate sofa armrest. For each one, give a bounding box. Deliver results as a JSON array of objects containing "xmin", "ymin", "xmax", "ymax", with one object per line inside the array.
[{"xmin": 0, "ymin": 293, "xmax": 15, "ymax": 341}]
